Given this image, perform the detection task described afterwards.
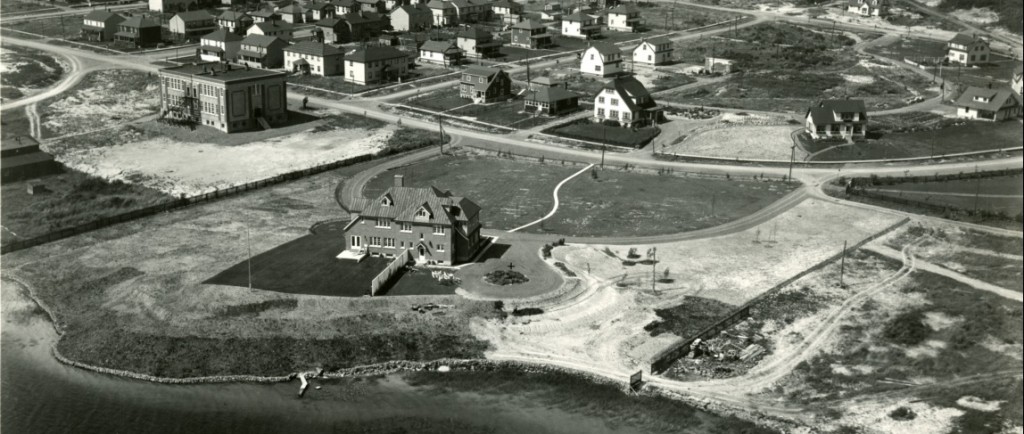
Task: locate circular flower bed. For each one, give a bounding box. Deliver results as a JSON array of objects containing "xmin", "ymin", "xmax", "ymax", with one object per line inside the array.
[{"xmin": 484, "ymin": 269, "xmax": 529, "ymax": 286}]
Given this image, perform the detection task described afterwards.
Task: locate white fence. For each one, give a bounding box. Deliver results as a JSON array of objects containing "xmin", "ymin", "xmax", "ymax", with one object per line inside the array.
[{"xmin": 370, "ymin": 249, "xmax": 411, "ymax": 296}]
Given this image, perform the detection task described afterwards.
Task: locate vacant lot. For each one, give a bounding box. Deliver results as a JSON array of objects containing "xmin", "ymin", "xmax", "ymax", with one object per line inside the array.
[
  {"xmin": 639, "ymin": 3, "xmax": 747, "ymax": 31},
  {"xmin": 809, "ymin": 120, "xmax": 1023, "ymax": 161},
  {"xmin": 0, "ymin": 169, "xmax": 173, "ymax": 245},
  {"xmin": 1, "ymin": 155, "xmax": 500, "ymax": 379},
  {"xmin": 531, "ymin": 168, "xmax": 798, "ymax": 237},
  {"xmin": 1, "ymin": 0, "xmax": 57, "ymax": 14},
  {"xmin": 405, "ymin": 87, "xmax": 557, "ymax": 130},
  {"xmin": 39, "ymin": 69, "xmax": 159, "ymax": 138},
  {"xmin": 663, "ymin": 125, "xmax": 798, "ymax": 160},
  {"xmin": 363, "ymin": 152, "xmax": 582, "ymax": 230},
  {"xmin": 862, "ymin": 174, "xmax": 1023, "ymax": 217},
  {"xmin": 906, "ymin": 225, "xmax": 1023, "ymax": 292},
  {"xmin": 46, "ymin": 111, "xmax": 417, "ymax": 198},
  {"xmin": 0, "ymin": 45, "xmax": 67, "ymax": 101}
]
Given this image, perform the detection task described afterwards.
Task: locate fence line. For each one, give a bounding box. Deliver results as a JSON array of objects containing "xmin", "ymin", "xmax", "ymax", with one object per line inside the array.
[
  {"xmin": 649, "ymin": 217, "xmax": 911, "ymax": 373},
  {"xmin": 657, "ymin": 146, "xmax": 1024, "ymax": 167},
  {"xmin": 370, "ymin": 249, "xmax": 411, "ymax": 296},
  {"xmin": 1, "ymin": 153, "xmax": 376, "ymax": 255}
]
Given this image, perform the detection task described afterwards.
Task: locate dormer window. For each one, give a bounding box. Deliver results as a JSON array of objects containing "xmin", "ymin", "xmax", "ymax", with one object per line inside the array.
[
  {"xmin": 973, "ymin": 96, "xmax": 989, "ymax": 103},
  {"xmin": 381, "ymin": 195, "xmax": 393, "ymax": 206},
  {"xmin": 416, "ymin": 207, "xmax": 431, "ymax": 218}
]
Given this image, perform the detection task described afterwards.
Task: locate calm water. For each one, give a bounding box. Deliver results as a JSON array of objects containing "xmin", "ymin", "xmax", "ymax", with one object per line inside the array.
[{"xmin": 0, "ymin": 285, "xmax": 747, "ymax": 434}]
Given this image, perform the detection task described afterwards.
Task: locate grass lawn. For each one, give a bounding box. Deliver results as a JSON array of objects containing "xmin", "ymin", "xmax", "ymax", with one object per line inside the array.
[
  {"xmin": 363, "ymin": 152, "xmax": 583, "ymax": 230},
  {"xmin": 546, "ymin": 120, "xmax": 661, "ymax": 148},
  {"xmin": 407, "ymin": 88, "xmax": 471, "ymax": 112},
  {"xmin": 381, "ymin": 266, "xmax": 460, "ymax": 296},
  {"xmin": 407, "ymin": 88, "xmax": 549, "ymax": 129},
  {"xmin": 863, "ymin": 175, "xmax": 1023, "ymax": 216},
  {"xmin": 2, "ymin": 154, "xmax": 500, "ymax": 378},
  {"xmin": 0, "ymin": 169, "xmax": 174, "ymax": 246},
  {"xmin": 1, "ymin": 0, "xmax": 57, "ymax": 14},
  {"xmin": 205, "ymin": 223, "xmax": 388, "ymax": 297},
  {"xmin": 810, "ymin": 120, "xmax": 1023, "ymax": 161},
  {"xmin": 457, "ymin": 241, "xmax": 564, "ymax": 300},
  {"xmin": 531, "ymin": 168, "xmax": 798, "ymax": 237},
  {"xmin": 0, "ymin": 106, "xmax": 33, "ymax": 140}
]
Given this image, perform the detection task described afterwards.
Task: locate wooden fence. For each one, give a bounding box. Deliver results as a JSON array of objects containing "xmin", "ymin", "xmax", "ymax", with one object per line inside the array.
[
  {"xmin": 0, "ymin": 154, "xmax": 375, "ymax": 255},
  {"xmin": 370, "ymin": 249, "xmax": 411, "ymax": 296},
  {"xmin": 649, "ymin": 217, "xmax": 910, "ymax": 374}
]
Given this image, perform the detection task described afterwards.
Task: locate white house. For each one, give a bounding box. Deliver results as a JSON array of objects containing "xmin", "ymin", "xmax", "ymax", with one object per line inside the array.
[
  {"xmin": 198, "ymin": 28, "xmax": 243, "ymax": 62},
  {"xmin": 631, "ymin": 36, "xmax": 672, "ymax": 66},
  {"xmin": 345, "ymin": 46, "xmax": 408, "ymax": 85},
  {"xmin": 418, "ymin": 40, "xmax": 462, "ymax": 65},
  {"xmin": 606, "ymin": 4, "xmax": 642, "ymax": 32},
  {"xmin": 954, "ymin": 86, "xmax": 1023, "ymax": 122},
  {"xmin": 581, "ymin": 43, "xmax": 623, "ymax": 77},
  {"xmin": 561, "ymin": 12, "xmax": 601, "ymax": 39},
  {"xmin": 391, "ymin": 3, "xmax": 432, "ymax": 31},
  {"xmin": 284, "ymin": 41, "xmax": 345, "ymax": 76},
  {"xmin": 946, "ymin": 33, "xmax": 990, "ymax": 66},
  {"xmin": 846, "ymin": 0, "xmax": 887, "ymax": 17},
  {"xmin": 148, "ymin": 0, "xmax": 191, "ymax": 12},
  {"xmin": 593, "ymin": 76, "xmax": 660, "ymax": 128},
  {"xmin": 247, "ymin": 21, "xmax": 294, "ymax": 41},
  {"xmin": 804, "ymin": 99, "xmax": 868, "ymax": 140}
]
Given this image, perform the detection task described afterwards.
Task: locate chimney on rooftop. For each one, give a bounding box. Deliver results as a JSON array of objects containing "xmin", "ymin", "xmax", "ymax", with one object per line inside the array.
[{"xmin": 394, "ymin": 174, "xmax": 405, "ymax": 187}]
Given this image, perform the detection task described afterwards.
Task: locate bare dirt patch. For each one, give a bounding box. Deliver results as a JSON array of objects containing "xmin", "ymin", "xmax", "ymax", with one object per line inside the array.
[{"xmin": 40, "ymin": 69, "xmax": 159, "ymax": 137}]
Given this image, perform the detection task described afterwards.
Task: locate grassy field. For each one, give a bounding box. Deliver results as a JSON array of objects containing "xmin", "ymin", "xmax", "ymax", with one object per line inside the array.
[
  {"xmin": 664, "ymin": 125, "xmax": 798, "ymax": 160},
  {"xmin": 808, "ymin": 120, "xmax": 1023, "ymax": 161},
  {"xmin": 407, "ymin": 88, "xmax": 556, "ymax": 129},
  {"xmin": 861, "ymin": 174, "xmax": 1023, "ymax": 217},
  {"xmin": 533, "ymin": 168, "xmax": 798, "ymax": 237},
  {"xmin": 402, "ymin": 368, "xmax": 777, "ymax": 434},
  {"xmin": 638, "ymin": 3, "xmax": 746, "ymax": 31},
  {"xmin": 1, "ymin": 44, "xmax": 66, "ymax": 100},
  {"xmin": 786, "ymin": 271, "xmax": 1023, "ymax": 431},
  {"xmin": 0, "ymin": 169, "xmax": 174, "ymax": 246},
  {"xmin": 38, "ymin": 69, "xmax": 159, "ymax": 138},
  {"xmin": 906, "ymin": 226, "xmax": 1023, "ymax": 292},
  {"xmin": 1, "ymin": 0, "xmax": 57, "ymax": 14},
  {"xmin": 546, "ymin": 120, "xmax": 661, "ymax": 148},
  {"xmin": 2, "ymin": 155, "xmax": 502, "ymax": 378},
  {"xmin": 935, "ymin": 0, "xmax": 1024, "ymax": 34},
  {"xmin": 0, "ymin": 106, "xmax": 33, "ymax": 140},
  {"xmin": 363, "ymin": 152, "xmax": 583, "ymax": 230}
]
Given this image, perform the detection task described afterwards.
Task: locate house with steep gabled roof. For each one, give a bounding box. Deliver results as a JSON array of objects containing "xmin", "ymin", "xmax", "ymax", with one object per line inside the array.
[
  {"xmin": 419, "ymin": 40, "xmax": 463, "ymax": 65},
  {"xmin": 217, "ymin": 11, "xmax": 254, "ymax": 35},
  {"xmin": 249, "ymin": 9, "xmax": 281, "ymax": 23},
  {"xmin": 954, "ymin": 86, "xmax": 1023, "ymax": 122},
  {"xmin": 593, "ymin": 75, "xmax": 661, "ymax": 128},
  {"xmin": 456, "ymin": 26, "xmax": 502, "ymax": 58},
  {"xmin": 562, "ymin": 12, "xmax": 601, "ymax": 39},
  {"xmin": 81, "ymin": 10, "xmax": 125, "ymax": 42},
  {"xmin": 199, "ymin": 28, "xmax": 244, "ymax": 62},
  {"xmin": 237, "ymin": 34, "xmax": 290, "ymax": 68},
  {"xmin": 342, "ymin": 175, "xmax": 484, "ymax": 265},
  {"xmin": 946, "ymin": 33, "xmax": 989, "ymax": 66},
  {"xmin": 169, "ymin": 10, "xmax": 217, "ymax": 42},
  {"xmin": 451, "ymin": 0, "xmax": 492, "ymax": 23},
  {"xmin": 511, "ymin": 19, "xmax": 551, "ymax": 49},
  {"xmin": 276, "ymin": 3, "xmax": 308, "ymax": 23},
  {"xmin": 805, "ymin": 99, "xmax": 868, "ymax": 140},
  {"xmin": 306, "ymin": 2, "xmax": 336, "ymax": 20},
  {"xmin": 631, "ymin": 36, "xmax": 672, "ymax": 66},
  {"xmin": 357, "ymin": 0, "xmax": 386, "ymax": 13},
  {"xmin": 459, "ymin": 65, "xmax": 511, "ymax": 103},
  {"xmin": 392, "ymin": 3, "xmax": 432, "ymax": 31},
  {"xmin": 427, "ymin": 0, "xmax": 458, "ymax": 26},
  {"xmin": 247, "ymin": 20, "xmax": 294, "ymax": 40},
  {"xmin": 114, "ymin": 15, "xmax": 162, "ymax": 47},
  {"xmin": 581, "ymin": 42, "xmax": 623, "ymax": 77},
  {"xmin": 606, "ymin": 4, "xmax": 642, "ymax": 32},
  {"xmin": 345, "ymin": 46, "xmax": 409, "ymax": 85},
  {"xmin": 284, "ymin": 41, "xmax": 345, "ymax": 75},
  {"xmin": 847, "ymin": 0, "xmax": 887, "ymax": 17}
]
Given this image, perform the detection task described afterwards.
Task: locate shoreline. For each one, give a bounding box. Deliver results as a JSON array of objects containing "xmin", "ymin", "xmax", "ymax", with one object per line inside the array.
[{"xmin": 5, "ymin": 271, "xmax": 798, "ymax": 433}]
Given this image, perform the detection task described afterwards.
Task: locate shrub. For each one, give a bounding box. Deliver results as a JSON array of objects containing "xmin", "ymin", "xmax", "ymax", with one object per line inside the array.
[
  {"xmin": 882, "ymin": 310, "xmax": 930, "ymax": 346},
  {"xmin": 484, "ymin": 270, "xmax": 529, "ymax": 286},
  {"xmin": 511, "ymin": 307, "xmax": 544, "ymax": 316},
  {"xmin": 889, "ymin": 406, "xmax": 916, "ymax": 421},
  {"xmin": 553, "ymin": 262, "xmax": 577, "ymax": 277}
]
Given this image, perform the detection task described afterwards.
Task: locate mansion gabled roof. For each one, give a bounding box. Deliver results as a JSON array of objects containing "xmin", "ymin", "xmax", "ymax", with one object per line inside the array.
[{"xmin": 360, "ymin": 186, "xmax": 481, "ymax": 228}]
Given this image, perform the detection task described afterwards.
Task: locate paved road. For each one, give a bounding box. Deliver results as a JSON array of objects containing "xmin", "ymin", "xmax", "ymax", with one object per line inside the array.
[{"xmin": 0, "ymin": 44, "xmax": 87, "ymax": 112}]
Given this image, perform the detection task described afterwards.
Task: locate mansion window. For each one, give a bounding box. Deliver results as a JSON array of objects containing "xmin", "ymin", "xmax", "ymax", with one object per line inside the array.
[
  {"xmin": 437, "ymin": 244, "xmax": 445, "ymax": 252},
  {"xmin": 433, "ymin": 226, "xmax": 446, "ymax": 235},
  {"xmin": 401, "ymin": 222, "xmax": 413, "ymax": 232},
  {"xmin": 376, "ymin": 219, "xmax": 391, "ymax": 228},
  {"xmin": 416, "ymin": 208, "xmax": 430, "ymax": 218}
]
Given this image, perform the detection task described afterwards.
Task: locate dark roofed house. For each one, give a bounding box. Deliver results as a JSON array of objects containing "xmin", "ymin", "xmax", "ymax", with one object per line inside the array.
[
  {"xmin": 81, "ymin": 10, "xmax": 125, "ymax": 42},
  {"xmin": 237, "ymin": 34, "xmax": 290, "ymax": 68},
  {"xmin": 525, "ymin": 79, "xmax": 579, "ymax": 116},
  {"xmin": 342, "ymin": 175, "xmax": 484, "ymax": 265},
  {"xmin": 114, "ymin": 15, "xmax": 162, "ymax": 47},
  {"xmin": 511, "ymin": 19, "xmax": 551, "ymax": 49},
  {"xmin": 307, "ymin": 2, "xmax": 336, "ymax": 20},
  {"xmin": 946, "ymin": 32, "xmax": 990, "ymax": 66},
  {"xmin": 593, "ymin": 75, "xmax": 660, "ymax": 128},
  {"xmin": 284, "ymin": 41, "xmax": 344, "ymax": 76},
  {"xmin": 391, "ymin": 3, "xmax": 432, "ymax": 31},
  {"xmin": 276, "ymin": 3, "xmax": 308, "ymax": 23},
  {"xmin": 459, "ymin": 65, "xmax": 511, "ymax": 103},
  {"xmin": 954, "ymin": 86, "xmax": 1022, "ymax": 122},
  {"xmin": 606, "ymin": 4, "xmax": 642, "ymax": 32},
  {"xmin": 199, "ymin": 28, "xmax": 244, "ymax": 62},
  {"xmin": 804, "ymin": 99, "xmax": 869, "ymax": 140},
  {"xmin": 456, "ymin": 26, "xmax": 502, "ymax": 58},
  {"xmin": 249, "ymin": 9, "xmax": 281, "ymax": 23},
  {"xmin": 217, "ymin": 10, "xmax": 254, "ymax": 35},
  {"xmin": 169, "ymin": 10, "xmax": 217, "ymax": 42}
]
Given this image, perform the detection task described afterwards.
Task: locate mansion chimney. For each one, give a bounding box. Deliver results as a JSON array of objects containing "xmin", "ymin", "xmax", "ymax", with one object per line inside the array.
[{"xmin": 394, "ymin": 174, "xmax": 405, "ymax": 187}]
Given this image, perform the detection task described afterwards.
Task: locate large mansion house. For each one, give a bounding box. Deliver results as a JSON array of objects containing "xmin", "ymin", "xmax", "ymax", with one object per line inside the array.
[{"xmin": 342, "ymin": 175, "xmax": 484, "ymax": 265}]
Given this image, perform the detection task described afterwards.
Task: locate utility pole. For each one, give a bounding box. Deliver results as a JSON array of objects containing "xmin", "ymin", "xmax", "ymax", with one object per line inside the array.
[
  {"xmin": 788, "ymin": 145, "xmax": 795, "ymax": 181},
  {"xmin": 246, "ymin": 220, "xmax": 253, "ymax": 291},
  {"xmin": 438, "ymin": 114, "xmax": 445, "ymax": 154},
  {"xmin": 839, "ymin": 240, "xmax": 847, "ymax": 287},
  {"xmin": 650, "ymin": 247, "xmax": 657, "ymax": 294},
  {"xmin": 973, "ymin": 165, "xmax": 980, "ymax": 213}
]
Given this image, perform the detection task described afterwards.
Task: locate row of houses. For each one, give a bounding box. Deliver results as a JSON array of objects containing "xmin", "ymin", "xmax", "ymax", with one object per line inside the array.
[{"xmin": 579, "ymin": 37, "xmax": 673, "ymax": 77}]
